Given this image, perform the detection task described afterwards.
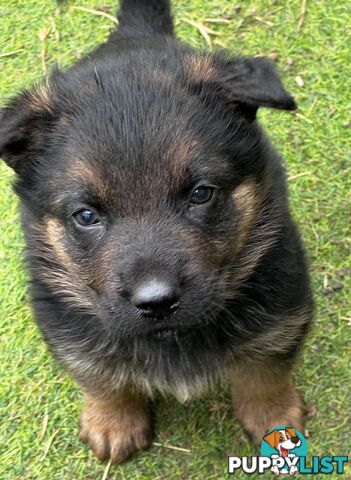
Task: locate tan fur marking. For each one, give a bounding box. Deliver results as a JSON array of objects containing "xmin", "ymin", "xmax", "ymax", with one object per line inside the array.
[
  {"xmin": 224, "ymin": 180, "xmax": 283, "ymax": 294},
  {"xmin": 170, "ymin": 138, "xmax": 200, "ymax": 178},
  {"xmin": 184, "ymin": 54, "xmax": 216, "ymax": 82},
  {"xmin": 79, "ymin": 391, "xmax": 152, "ymax": 463},
  {"xmin": 30, "ymin": 217, "xmax": 97, "ymax": 313},
  {"xmin": 68, "ymin": 159, "xmax": 108, "ymax": 199},
  {"xmin": 45, "ymin": 218, "xmax": 75, "ymax": 271},
  {"xmin": 231, "ymin": 179, "xmax": 262, "ymax": 255},
  {"xmin": 28, "ymin": 82, "xmax": 53, "ymax": 114},
  {"xmin": 232, "ymin": 363, "xmax": 306, "ymax": 445}
]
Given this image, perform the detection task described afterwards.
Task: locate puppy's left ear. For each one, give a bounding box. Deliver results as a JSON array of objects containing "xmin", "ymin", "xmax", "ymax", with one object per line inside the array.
[
  {"xmin": 0, "ymin": 84, "xmax": 55, "ymax": 174},
  {"xmin": 215, "ymin": 56, "xmax": 297, "ymax": 117}
]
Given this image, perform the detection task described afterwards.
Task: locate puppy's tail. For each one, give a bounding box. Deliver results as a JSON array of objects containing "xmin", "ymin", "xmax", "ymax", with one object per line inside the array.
[{"xmin": 117, "ymin": 0, "xmax": 174, "ymax": 37}]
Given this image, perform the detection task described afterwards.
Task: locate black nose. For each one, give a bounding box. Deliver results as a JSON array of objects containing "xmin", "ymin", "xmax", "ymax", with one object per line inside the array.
[
  {"xmin": 131, "ymin": 278, "xmax": 180, "ymax": 318},
  {"xmin": 291, "ymin": 436, "xmax": 300, "ymax": 444}
]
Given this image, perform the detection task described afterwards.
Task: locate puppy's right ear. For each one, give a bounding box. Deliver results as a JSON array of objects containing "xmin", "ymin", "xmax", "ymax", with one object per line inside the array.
[
  {"xmin": 286, "ymin": 427, "xmax": 297, "ymax": 438},
  {"xmin": 184, "ymin": 53, "xmax": 296, "ymax": 121},
  {"xmin": 263, "ymin": 430, "xmax": 279, "ymax": 448},
  {"xmin": 214, "ymin": 56, "xmax": 297, "ymax": 114},
  {"xmin": 0, "ymin": 84, "xmax": 55, "ymax": 174}
]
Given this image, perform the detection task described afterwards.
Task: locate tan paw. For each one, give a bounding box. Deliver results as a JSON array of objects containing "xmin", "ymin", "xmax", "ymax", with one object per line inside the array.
[
  {"xmin": 236, "ymin": 394, "xmax": 307, "ymax": 446},
  {"xmin": 232, "ymin": 366, "xmax": 308, "ymax": 446},
  {"xmin": 79, "ymin": 394, "xmax": 152, "ymax": 463}
]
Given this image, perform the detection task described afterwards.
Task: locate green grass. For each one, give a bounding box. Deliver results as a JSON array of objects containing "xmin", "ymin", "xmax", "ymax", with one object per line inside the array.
[{"xmin": 0, "ymin": 1, "xmax": 350, "ymax": 478}]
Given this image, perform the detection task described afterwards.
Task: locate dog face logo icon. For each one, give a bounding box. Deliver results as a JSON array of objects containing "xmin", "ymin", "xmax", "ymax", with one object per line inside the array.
[
  {"xmin": 264, "ymin": 427, "xmax": 301, "ymax": 457},
  {"xmin": 260, "ymin": 426, "xmax": 308, "ymax": 476}
]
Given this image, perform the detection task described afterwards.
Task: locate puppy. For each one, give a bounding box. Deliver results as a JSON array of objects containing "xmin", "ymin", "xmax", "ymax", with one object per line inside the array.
[{"xmin": 0, "ymin": 0, "xmax": 313, "ymax": 464}]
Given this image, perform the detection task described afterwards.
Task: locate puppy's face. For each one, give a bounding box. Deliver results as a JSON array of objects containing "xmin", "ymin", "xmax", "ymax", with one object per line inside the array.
[
  {"xmin": 0, "ymin": 51, "xmax": 295, "ymax": 341},
  {"xmin": 264, "ymin": 428, "xmax": 301, "ymax": 454}
]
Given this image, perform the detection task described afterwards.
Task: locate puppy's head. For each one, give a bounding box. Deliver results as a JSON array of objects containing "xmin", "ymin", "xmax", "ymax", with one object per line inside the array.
[
  {"xmin": 0, "ymin": 49, "xmax": 295, "ymax": 342},
  {"xmin": 264, "ymin": 427, "xmax": 301, "ymax": 454}
]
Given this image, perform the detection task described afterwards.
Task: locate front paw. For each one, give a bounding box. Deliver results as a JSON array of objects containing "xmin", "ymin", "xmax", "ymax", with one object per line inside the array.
[
  {"xmin": 271, "ymin": 465, "xmax": 280, "ymax": 476},
  {"xmin": 232, "ymin": 382, "xmax": 306, "ymax": 445},
  {"xmin": 289, "ymin": 465, "xmax": 298, "ymax": 476},
  {"xmin": 79, "ymin": 394, "xmax": 152, "ymax": 464},
  {"xmin": 246, "ymin": 402, "xmax": 305, "ymax": 446}
]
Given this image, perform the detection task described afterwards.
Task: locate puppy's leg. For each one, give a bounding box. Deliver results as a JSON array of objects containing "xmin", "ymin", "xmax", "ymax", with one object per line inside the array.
[
  {"xmin": 231, "ymin": 362, "xmax": 306, "ymax": 445},
  {"xmin": 79, "ymin": 390, "xmax": 152, "ymax": 464}
]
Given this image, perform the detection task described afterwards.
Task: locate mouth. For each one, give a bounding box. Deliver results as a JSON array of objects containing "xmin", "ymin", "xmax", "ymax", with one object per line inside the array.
[
  {"xmin": 146, "ymin": 323, "xmax": 196, "ymax": 340},
  {"xmin": 280, "ymin": 446, "xmax": 289, "ymax": 457}
]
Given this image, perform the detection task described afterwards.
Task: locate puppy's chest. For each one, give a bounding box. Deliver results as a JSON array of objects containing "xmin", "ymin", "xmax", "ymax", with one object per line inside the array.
[{"xmin": 61, "ymin": 339, "xmax": 233, "ymax": 401}]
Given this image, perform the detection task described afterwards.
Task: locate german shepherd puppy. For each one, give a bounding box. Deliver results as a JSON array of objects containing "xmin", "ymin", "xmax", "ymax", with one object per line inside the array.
[{"xmin": 0, "ymin": 0, "xmax": 313, "ymax": 464}]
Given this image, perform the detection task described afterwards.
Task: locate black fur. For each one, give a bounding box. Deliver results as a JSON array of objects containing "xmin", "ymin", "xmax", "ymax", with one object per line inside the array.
[{"xmin": 1, "ymin": 0, "xmax": 312, "ymax": 400}]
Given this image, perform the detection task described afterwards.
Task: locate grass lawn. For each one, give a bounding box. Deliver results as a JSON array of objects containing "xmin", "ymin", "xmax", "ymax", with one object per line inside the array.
[{"xmin": 0, "ymin": 1, "xmax": 350, "ymax": 478}]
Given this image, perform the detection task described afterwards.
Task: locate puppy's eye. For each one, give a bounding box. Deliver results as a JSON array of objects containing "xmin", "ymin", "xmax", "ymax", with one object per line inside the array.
[
  {"xmin": 73, "ymin": 209, "xmax": 101, "ymax": 227},
  {"xmin": 190, "ymin": 186, "xmax": 214, "ymax": 205}
]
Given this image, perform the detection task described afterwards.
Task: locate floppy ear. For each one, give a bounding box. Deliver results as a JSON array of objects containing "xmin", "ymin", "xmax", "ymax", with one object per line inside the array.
[
  {"xmin": 0, "ymin": 84, "xmax": 55, "ymax": 174},
  {"xmin": 286, "ymin": 427, "xmax": 297, "ymax": 437},
  {"xmin": 215, "ymin": 56, "xmax": 297, "ymax": 118},
  {"xmin": 263, "ymin": 430, "xmax": 280, "ymax": 448}
]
